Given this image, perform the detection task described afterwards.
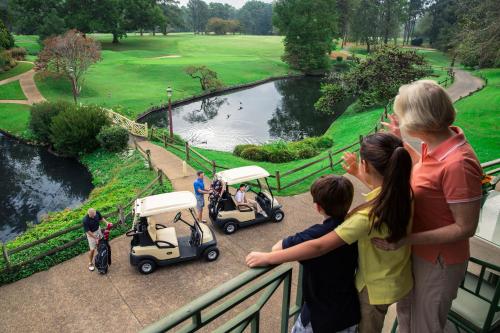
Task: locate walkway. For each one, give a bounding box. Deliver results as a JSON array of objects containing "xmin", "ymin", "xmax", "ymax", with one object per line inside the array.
[
  {"xmin": 0, "ymin": 68, "xmax": 487, "ymax": 333},
  {"xmin": 0, "ymin": 62, "xmax": 46, "ymax": 105}
]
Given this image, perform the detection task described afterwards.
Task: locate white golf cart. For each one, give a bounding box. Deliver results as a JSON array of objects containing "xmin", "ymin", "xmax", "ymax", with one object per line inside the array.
[
  {"xmin": 208, "ymin": 166, "xmax": 285, "ymax": 234},
  {"xmin": 127, "ymin": 191, "xmax": 219, "ymax": 274}
]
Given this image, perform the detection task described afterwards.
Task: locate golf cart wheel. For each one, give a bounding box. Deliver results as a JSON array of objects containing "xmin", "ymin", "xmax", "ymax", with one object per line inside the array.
[
  {"xmin": 223, "ymin": 222, "xmax": 237, "ymax": 235},
  {"xmin": 138, "ymin": 259, "xmax": 156, "ymax": 275},
  {"xmin": 204, "ymin": 247, "xmax": 220, "ymax": 262},
  {"xmin": 273, "ymin": 210, "xmax": 285, "ymax": 222}
]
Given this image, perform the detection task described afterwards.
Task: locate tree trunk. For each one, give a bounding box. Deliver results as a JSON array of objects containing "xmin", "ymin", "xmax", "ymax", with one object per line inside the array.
[
  {"xmin": 70, "ymin": 77, "xmax": 78, "ymax": 104},
  {"xmin": 112, "ymin": 33, "xmax": 119, "ymax": 44},
  {"xmin": 366, "ymin": 39, "xmax": 371, "ymax": 53},
  {"xmin": 140, "ymin": 29, "xmax": 143, "ymax": 36}
]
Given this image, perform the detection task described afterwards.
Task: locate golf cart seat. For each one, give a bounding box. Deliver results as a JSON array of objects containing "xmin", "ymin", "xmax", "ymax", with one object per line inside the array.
[{"xmin": 147, "ymin": 223, "xmax": 178, "ymax": 247}]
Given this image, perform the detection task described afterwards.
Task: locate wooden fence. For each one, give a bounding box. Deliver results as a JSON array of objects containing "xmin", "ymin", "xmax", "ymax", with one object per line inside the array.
[{"xmin": 0, "ymin": 147, "xmax": 167, "ymax": 274}]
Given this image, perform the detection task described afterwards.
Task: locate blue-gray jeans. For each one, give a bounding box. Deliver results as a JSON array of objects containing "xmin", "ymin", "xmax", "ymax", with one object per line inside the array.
[{"xmin": 291, "ymin": 314, "xmax": 358, "ymax": 333}]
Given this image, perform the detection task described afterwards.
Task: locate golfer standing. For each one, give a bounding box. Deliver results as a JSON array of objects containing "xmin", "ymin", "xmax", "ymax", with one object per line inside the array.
[
  {"xmin": 83, "ymin": 208, "xmax": 109, "ymax": 271},
  {"xmin": 193, "ymin": 171, "xmax": 211, "ymax": 223}
]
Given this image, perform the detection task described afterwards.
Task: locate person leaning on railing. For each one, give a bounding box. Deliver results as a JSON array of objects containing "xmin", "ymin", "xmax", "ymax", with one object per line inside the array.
[{"xmin": 372, "ymin": 80, "xmax": 483, "ymax": 333}]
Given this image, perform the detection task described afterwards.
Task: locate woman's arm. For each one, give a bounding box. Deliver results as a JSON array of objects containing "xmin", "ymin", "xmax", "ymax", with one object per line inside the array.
[
  {"xmin": 246, "ymin": 231, "xmax": 346, "ymax": 267},
  {"xmin": 372, "ymin": 200, "xmax": 480, "ymax": 250}
]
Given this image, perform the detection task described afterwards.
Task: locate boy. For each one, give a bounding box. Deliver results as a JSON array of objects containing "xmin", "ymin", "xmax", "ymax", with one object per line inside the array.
[{"xmin": 271, "ymin": 175, "xmax": 359, "ymax": 333}]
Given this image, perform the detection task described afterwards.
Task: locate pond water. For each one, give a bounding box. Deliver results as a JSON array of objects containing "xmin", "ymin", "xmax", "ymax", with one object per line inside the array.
[
  {"xmin": 0, "ymin": 134, "xmax": 94, "ymax": 242},
  {"xmin": 142, "ymin": 77, "xmax": 353, "ymax": 152}
]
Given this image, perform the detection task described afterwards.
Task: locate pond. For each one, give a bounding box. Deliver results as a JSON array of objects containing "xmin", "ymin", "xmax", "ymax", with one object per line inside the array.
[
  {"xmin": 141, "ymin": 77, "xmax": 353, "ymax": 152},
  {"xmin": 0, "ymin": 134, "xmax": 94, "ymax": 242}
]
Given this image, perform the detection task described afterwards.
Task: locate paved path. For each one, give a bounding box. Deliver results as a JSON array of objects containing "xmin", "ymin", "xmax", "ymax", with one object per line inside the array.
[
  {"xmin": 0, "ymin": 68, "xmax": 487, "ymax": 333},
  {"xmin": 0, "ymin": 63, "xmax": 46, "ymax": 105}
]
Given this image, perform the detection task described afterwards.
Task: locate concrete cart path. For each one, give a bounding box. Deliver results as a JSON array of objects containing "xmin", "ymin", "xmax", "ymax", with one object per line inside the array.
[
  {"xmin": 0, "ymin": 68, "xmax": 487, "ymax": 333},
  {"xmin": 0, "ymin": 65, "xmax": 46, "ymax": 105}
]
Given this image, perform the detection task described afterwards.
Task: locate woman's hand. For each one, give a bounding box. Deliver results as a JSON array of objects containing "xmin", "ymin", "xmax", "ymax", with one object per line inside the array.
[
  {"xmin": 371, "ymin": 237, "xmax": 407, "ymax": 251},
  {"xmin": 342, "ymin": 152, "xmax": 359, "ymax": 177},
  {"xmin": 246, "ymin": 252, "xmax": 272, "ymax": 267},
  {"xmin": 381, "ymin": 114, "xmax": 402, "ymax": 139}
]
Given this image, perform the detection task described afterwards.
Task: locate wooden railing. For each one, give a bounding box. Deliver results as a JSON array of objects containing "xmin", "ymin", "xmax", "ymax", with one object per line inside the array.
[
  {"xmin": 0, "ymin": 147, "xmax": 168, "ymax": 275},
  {"xmin": 104, "ymin": 108, "xmax": 149, "ymax": 137}
]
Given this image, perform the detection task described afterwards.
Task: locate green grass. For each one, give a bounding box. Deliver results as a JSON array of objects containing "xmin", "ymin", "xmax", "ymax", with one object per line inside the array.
[
  {"xmin": 13, "ymin": 35, "xmax": 41, "ymax": 55},
  {"xmin": 455, "ymin": 69, "xmax": 500, "ymax": 163},
  {"xmin": 0, "ymin": 62, "xmax": 33, "ymax": 81},
  {"xmin": 36, "ymin": 33, "xmax": 291, "ymax": 118},
  {"xmin": 0, "ymin": 148, "xmax": 172, "ymax": 284},
  {"xmin": 0, "ymin": 81, "xmax": 27, "ymax": 100},
  {"xmin": 0, "ymin": 103, "xmax": 32, "ymax": 138}
]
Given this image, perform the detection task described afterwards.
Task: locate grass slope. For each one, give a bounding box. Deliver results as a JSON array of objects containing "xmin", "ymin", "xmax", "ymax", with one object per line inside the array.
[
  {"xmin": 0, "ymin": 81, "xmax": 27, "ymax": 100},
  {"xmin": 36, "ymin": 34, "xmax": 291, "ymax": 118},
  {"xmin": 0, "ymin": 104, "xmax": 31, "ymax": 138},
  {"xmin": 0, "ymin": 149, "xmax": 172, "ymax": 284},
  {"xmin": 454, "ymin": 69, "xmax": 500, "ymax": 163},
  {"xmin": 0, "ymin": 62, "xmax": 33, "ymax": 81}
]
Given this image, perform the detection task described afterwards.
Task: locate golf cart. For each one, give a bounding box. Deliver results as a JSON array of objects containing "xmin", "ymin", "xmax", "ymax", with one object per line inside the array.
[
  {"xmin": 208, "ymin": 166, "xmax": 285, "ymax": 234},
  {"xmin": 127, "ymin": 191, "xmax": 219, "ymax": 274}
]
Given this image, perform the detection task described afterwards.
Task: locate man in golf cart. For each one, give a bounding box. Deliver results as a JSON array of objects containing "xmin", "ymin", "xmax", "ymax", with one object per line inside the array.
[{"xmin": 235, "ymin": 183, "xmax": 266, "ymax": 217}]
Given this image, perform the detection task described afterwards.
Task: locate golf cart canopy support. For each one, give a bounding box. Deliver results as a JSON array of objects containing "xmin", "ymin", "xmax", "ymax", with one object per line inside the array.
[
  {"xmin": 135, "ymin": 191, "xmax": 197, "ymax": 217},
  {"xmin": 215, "ymin": 166, "xmax": 270, "ymax": 186}
]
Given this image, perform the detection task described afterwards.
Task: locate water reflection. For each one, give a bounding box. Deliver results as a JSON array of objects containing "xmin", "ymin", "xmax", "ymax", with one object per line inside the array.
[
  {"xmin": 142, "ymin": 77, "xmax": 352, "ymax": 151},
  {"xmin": 0, "ymin": 134, "xmax": 94, "ymax": 242}
]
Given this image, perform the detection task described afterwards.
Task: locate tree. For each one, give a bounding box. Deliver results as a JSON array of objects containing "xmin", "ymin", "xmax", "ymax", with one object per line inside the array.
[
  {"xmin": 336, "ymin": 0, "xmax": 353, "ymax": 48},
  {"xmin": 184, "ymin": 65, "xmax": 223, "ymax": 91},
  {"xmin": 402, "ymin": 0, "xmax": 428, "ymax": 45},
  {"xmin": 37, "ymin": 30, "xmax": 102, "ymax": 103},
  {"xmin": 274, "ymin": 0, "xmax": 338, "ymax": 73},
  {"xmin": 208, "ymin": 2, "xmax": 236, "ymax": 20},
  {"xmin": 158, "ymin": 0, "xmax": 183, "ymax": 35},
  {"xmin": 11, "ymin": 0, "xmax": 66, "ymax": 40},
  {"xmin": 238, "ymin": 1, "xmax": 273, "ymax": 35},
  {"xmin": 427, "ymin": 0, "xmax": 459, "ymax": 51},
  {"xmin": 226, "ymin": 20, "xmax": 241, "ymax": 34},
  {"xmin": 379, "ymin": 0, "xmax": 406, "ymax": 45},
  {"xmin": 187, "ymin": 0, "xmax": 209, "ymax": 34},
  {"xmin": 0, "ymin": 19, "xmax": 14, "ymax": 49},
  {"xmin": 206, "ymin": 17, "xmax": 228, "ymax": 35},
  {"xmin": 350, "ymin": 0, "xmax": 380, "ymax": 52}
]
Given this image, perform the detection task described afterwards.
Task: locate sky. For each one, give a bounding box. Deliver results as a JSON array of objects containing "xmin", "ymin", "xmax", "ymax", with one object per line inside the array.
[{"xmin": 177, "ymin": 0, "xmax": 273, "ymax": 9}]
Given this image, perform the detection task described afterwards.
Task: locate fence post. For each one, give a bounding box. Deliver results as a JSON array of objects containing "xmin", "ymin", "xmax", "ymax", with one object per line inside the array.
[
  {"xmin": 276, "ymin": 171, "xmax": 281, "ymax": 192},
  {"xmin": 1, "ymin": 242, "xmax": 11, "ymax": 270},
  {"xmin": 118, "ymin": 205, "xmax": 125, "ymax": 224},
  {"xmin": 328, "ymin": 151, "xmax": 334, "ymax": 170},
  {"xmin": 157, "ymin": 169, "xmax": 163, "ymax": 186},
  {"xmin": 146, "ymin": 149, "xmax": 152, "ymax": 170},
  {"xmin": 185, "ymin": 142, "xmax": 190, "ymax": 162},
  {"xmin": 144, "ymin": 122, "xmax": 148, "ymax": 138},
  {"xmin": 211, "ymin": 161, "xmax": 216, "ymax": 176}
]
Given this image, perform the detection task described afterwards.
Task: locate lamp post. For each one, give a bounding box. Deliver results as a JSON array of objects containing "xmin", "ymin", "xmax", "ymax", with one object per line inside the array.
[{"xmin": 166, "ymin": 86, "xmax": 173, "ymax": 140}]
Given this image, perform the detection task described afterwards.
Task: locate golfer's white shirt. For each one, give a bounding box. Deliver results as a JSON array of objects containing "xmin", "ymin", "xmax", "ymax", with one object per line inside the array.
[{"xmin": 235, "ymin": 191, "xmax": 245, "ymax": 204}]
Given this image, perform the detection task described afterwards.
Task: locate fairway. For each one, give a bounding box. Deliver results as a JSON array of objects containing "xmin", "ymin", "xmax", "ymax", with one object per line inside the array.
[{"xmin": 35, "ymin": 34, "xmax": 291, "ymax": 118}]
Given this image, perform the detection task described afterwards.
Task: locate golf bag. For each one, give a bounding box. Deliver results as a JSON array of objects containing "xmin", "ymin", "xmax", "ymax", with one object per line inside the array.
[{"xmin": 95, "ymin": 224, "xmax": 113, "ymax": 274}]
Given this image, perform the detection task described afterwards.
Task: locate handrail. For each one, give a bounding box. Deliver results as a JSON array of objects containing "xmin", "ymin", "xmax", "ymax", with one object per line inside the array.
[{"xmin": 141, "ymin": 263, "xmax": 302, "ymax": 333}]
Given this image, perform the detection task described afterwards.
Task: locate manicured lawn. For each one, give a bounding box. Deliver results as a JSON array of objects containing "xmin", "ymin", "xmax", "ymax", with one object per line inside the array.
[
  {"xmin": 454, "ymin": 69, "xmax": 500, "ymax": 163},
  {"xmin": 0, "ymin": 104, "xmax": 31, "ymax": 138},
  {"xmin": 0, "ymin": 62, "xmax": 33, "ymax": 81},
  {"xmin": 0, "ymin": 148, "xmax": 172, "ymax": 284},
  {"xmin": 13, "ymin": 35, "xmax": 41, "ymax": 55},
  {"xmin": 0, "ymin": 81, "xmax": 27, "ymax": 100},
  {"xmin": 36, "ymin": 33, "xmax": 291, "ymax": 118}
]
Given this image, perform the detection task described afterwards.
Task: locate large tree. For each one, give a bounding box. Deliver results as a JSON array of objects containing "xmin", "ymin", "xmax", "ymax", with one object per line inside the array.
[
  {"xmin": 238, "ymin": 1, "xmax": 273, "ymax": 35},
  {"xmin": 37, "ymin": 30, "xmax": 102, "ymax": 103},
  {"xmin": 350, "ymin": 0, "xmax": 380, "ymax": 52},
  {"xmin": 158, "ymin": 0, "xmax": 184, "ymax": 34},
  {"xmin": 402, "ymin": 0, "xmax": 428, "ymax": 45},
  {"xmin": 274, "ymin": 0, "xmax": 338, "ymax": 73},
  {"xmin": 379, "ymin": 0, "xmax": 406, "ymax": 44},
  {"xmin": 11, "ymin": 0, "xmax": 66, "ymax": 40},
  {"xmin": 208, "ymin": 2, "xmax": 236, "ymax": 20},
  {"xmin": 187, "ymin": 0, "xmax": 209, "ymax": 34}
]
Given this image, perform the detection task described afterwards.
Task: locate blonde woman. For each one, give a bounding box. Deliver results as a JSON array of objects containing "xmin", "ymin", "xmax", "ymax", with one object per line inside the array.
[{"xmin": 374, "ymin": 80, "xmax": 483, "ymax": 332}]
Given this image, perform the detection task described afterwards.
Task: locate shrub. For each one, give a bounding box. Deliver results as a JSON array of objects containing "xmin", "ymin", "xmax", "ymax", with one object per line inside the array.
[
  {"xmin": 267, "ymin": 148, "xmax": 297, "ymax": 163},
  {"xmin": 7, "ymin": 47, "xmax": 27, "ymax": 60},
  {"xmin": 0, "ymin": 50, "xmax": 13, "ymax": 69},
  {"xmin": 302, "ymin": 136, "xmax": 334, "ymax": 149},
  {"xmin": 336, "ymin": 56, "xmax": 343, "ymax": 62},
  {"xmin": 29, "ymin": 101, "xmax": 74, "ymax": 143},
  {"xmin": 295, "ymin": 144, "xmax": 318, "ymax": 159},
  {"xmin": 240, "ymin": 146, "xmax": 270, "ymax": 161},
  {"xmin": 50, "ymin": 104, "xmax": 110, "ymax": 156},
  {"xmin": 0, "ymin": 20, "xmax": 14, "ymax": 50},
  {"xmin": 411, "ymin": 37, "xmax": 423, "ymax": 46},
  {"xmin": 97, "ymin": 126, "xmax": 129, "ymax": 152},
  {"xmin": 233, "ymin": 144, "xmax": 257, "ymax": 157}
]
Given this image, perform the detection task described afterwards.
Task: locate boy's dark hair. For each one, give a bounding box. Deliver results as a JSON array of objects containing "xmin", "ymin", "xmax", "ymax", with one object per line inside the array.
[
  {"xmin": 196, "ymin": 170, "xmax": 204, "ymax": 176},
  {"xmin": 239, "ymin": 183, "xmax": 246, "ymax": 188},
  {"xmin": 310, "ymin": 175, "xmax": 354, "ymax": 220}
]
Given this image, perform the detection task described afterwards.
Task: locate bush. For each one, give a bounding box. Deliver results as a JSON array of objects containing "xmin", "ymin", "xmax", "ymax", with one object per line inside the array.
[
  {"xmin": 7, "ymin": 47, "xmax": 27, "ymax": 60},
  {"xmin": 0, "ymin": 20, "xmax": 14, "ymax": 50},
  {"xmin": 240, "ymin": 146, "xmax": 270, "ymax": 161},
  {"xmin": 29, "ymin": 101, "xmax": 74, "ymax": 143},
  {"xmin": 50, "ymin": 104, "xmax": 110, "ymax": 156},
  {"xmin": 233, "ymin": 144, "xmax": 257, "ymax": 157},
  {"xmin": 0, "ymin": 50, "xmax": 14, "ymax": 70},
  {"xmin": 302, "ymin": 136, "xmax": 334, "ymax": 149},
  {"xmin": 97, "ymin": 126, "xmax": 129, "ymax": 152},
  {"xmin": 295, "ymin": 144, "xmax": 318, "ymax": 159},
  {"xmin": 267, "ymin": 148, "xmax": 297, "ymax": 163},
  {"xmin": 336, "ymin": 56, "xmax": 343, "ymax": 62},
  {"xmin": 411, "ymin": 37, "xmax": 423, "ymax": 46}
]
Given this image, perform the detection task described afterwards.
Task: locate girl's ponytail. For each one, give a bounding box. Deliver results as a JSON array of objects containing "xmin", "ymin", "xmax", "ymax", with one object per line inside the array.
[{"xmin": 352, "ymin": 133, "xmax": 413, "ymax": 242}]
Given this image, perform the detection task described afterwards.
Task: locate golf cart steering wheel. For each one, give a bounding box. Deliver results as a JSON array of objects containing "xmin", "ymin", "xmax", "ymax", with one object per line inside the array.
[
  {"xmin": 173, "ymin": 212, "xmax": 182, "ymax": 223},
  {"xmin": 126, "ymin": 229, "xmax": 140, "ymax": 237}
]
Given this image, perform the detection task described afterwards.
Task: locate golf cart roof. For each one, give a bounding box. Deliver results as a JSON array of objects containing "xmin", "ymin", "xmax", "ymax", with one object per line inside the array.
[
  {"xmin": 216, "ymin": 166, "xmax": 270, "ymax": 185},
  {"xmin": 135, "ymin": 191, "xmax": 197, "ymax": 217}
]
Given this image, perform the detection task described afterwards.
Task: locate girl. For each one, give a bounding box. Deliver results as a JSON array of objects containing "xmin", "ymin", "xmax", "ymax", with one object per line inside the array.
[{"xmin": 246, "ymin": 132, "xmax": 414, "ymax": 333}]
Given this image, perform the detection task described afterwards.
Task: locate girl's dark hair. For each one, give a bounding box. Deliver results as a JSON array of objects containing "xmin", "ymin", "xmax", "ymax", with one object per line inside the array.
[
  {"xmin": 349, "ymin": 133, "xmax": 413, "ymax": 242},
  {"xmin": 310, "ymin": 175, "xmax": 354, "ymax": 220}
]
